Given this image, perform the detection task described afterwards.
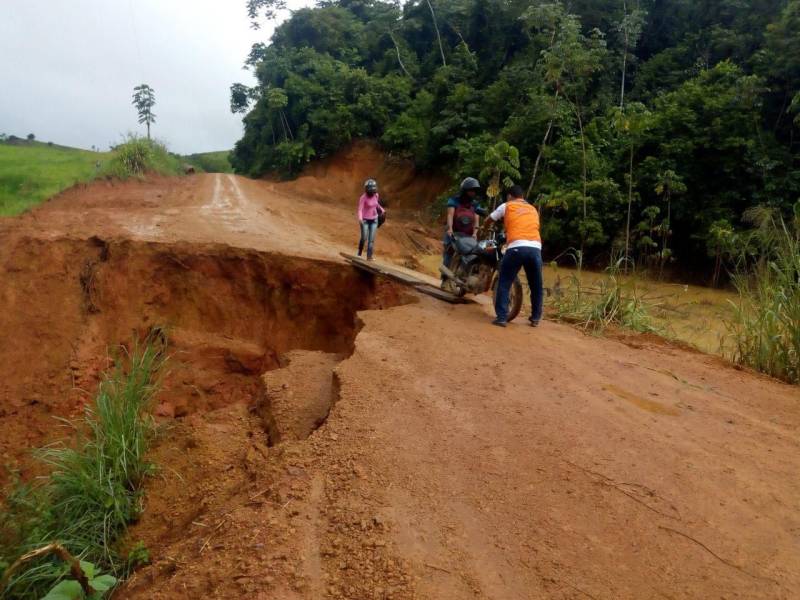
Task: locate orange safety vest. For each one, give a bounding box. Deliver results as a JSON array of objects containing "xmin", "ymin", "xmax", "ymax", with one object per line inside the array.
[{"xmin": 504, "ymin": 200, "xmax": 541, "ymax": 243}]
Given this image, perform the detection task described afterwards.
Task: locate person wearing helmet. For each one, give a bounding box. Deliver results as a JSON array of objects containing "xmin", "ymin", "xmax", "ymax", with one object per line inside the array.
[
  {"xmin": 357, "ymin": 179, "xmax": 385, "ymax": 261},
  {"xmin": 442, "ymin": 177, "xmax": 482, "ymax": 270}
]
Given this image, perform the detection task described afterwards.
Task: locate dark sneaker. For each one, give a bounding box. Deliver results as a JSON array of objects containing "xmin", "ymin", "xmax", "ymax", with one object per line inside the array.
[
  {"xmin": 529, "ymin": 318, "xmax": 541, "ymax": 328},
  {"xmin": 367, "ymin": 256, "xmax": 375, "ymax": 262},
  {"xmin": 492, "ymin": 318, "xmax": 508, "ymax": 328}
]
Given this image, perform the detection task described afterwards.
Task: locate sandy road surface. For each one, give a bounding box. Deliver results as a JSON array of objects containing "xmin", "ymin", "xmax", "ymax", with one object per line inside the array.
[
  {"xmin": 2, "ymin": 174, "xmax": 799, "ymax": 599},
  {"xmin": 3, "ymin": 173, "xmax": 435, "ymax": 261}
]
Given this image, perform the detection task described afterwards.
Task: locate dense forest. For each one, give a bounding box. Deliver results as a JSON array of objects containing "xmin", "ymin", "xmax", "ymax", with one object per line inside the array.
[{"xmin": 230, "ymin": 0, "xmax": 800, "ymax": 277}]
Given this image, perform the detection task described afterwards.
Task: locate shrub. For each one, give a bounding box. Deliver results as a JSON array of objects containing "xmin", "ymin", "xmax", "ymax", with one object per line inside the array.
[
  {"xmin": 102, "ymin": 136, "xmax": 183, "ymax": 179},
  {"xmin": 725, "ymin": 205, "xmax": 800, "ymax": 383},
  {"xmin": 550, "ymin": 256, "xmax": 658, "ymax": 334},
  {"xmin": 0, "ymin": 334, "xmax": 166, "ymax": 599}
]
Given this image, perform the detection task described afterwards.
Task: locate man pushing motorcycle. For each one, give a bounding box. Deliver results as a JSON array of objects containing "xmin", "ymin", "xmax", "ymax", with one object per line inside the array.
[{"xmin": 481, "ymin": 185, "xmax": 544, "ymax": 328}]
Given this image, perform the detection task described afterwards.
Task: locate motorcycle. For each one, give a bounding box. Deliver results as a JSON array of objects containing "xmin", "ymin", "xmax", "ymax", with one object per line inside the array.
[{"xmin": 439, "ymin": 229, "xmax": 524, "ymax": 322}]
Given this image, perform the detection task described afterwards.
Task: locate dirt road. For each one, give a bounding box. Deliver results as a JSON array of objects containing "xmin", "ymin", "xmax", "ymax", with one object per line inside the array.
[{"xmin": 1, "ymin": 173, "xmax": 799, "ymax": 599}]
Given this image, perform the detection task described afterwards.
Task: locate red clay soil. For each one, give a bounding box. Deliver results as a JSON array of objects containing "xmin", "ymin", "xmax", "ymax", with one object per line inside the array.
[
  {"xmin": 1, "ymin": 171, "xmax": 799, "ymax": 600},
  {"xmin": 278, "ymin": 139, "xmax": 451, "ymax": 211}
]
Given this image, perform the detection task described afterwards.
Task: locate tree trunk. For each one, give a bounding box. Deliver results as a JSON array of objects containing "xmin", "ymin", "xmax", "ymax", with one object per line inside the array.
[
  {"xmin": 281, "ymin": 111, "xmax": 294, "ymax": 140},
  {"xmin": 425, "ymin": 0, "xmax": 447, "ymax": 67},
  {"xmin": 388, "ymin": 30, "xmax": 412, "ymax": 78},
  {"xmin": 146, "ymin": 120, "xmax": 151, "ymax": 140},
  {"xmin": 575, "ymin": 100, "xmax": 588, "ymax": 270},
  {"xmin": 660, "ymin": 194, "xmax": 671, "ymax": 279},
  {"xmin": 527, "ymin": 88, "xmax": 560, "ymax": 204},
  {"xmin": 620, "ymin": 0, "xmax": 629, "ymax": 110},
  {"xmin": 624, "ymin": 144, "xmax": 634, "ymax": 273}
]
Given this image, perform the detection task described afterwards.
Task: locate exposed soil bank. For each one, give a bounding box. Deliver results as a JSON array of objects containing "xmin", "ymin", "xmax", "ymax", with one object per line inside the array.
[
  {"xmin": 3, "ymin": 173, "xmax": 799, "ymax": 600},
  {"xmin": 276, "ymin": 139, "xmax": 450, "ymax": 211},
  {"xmin": 0, "ymin": 235, "xmax": 405, "ymax": 481}
]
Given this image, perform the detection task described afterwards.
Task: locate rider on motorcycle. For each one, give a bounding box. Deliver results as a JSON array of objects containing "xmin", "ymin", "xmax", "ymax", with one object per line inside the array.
[{"xmin": 443, "ymin": 177, "xmax": 482, "ymax": 271}]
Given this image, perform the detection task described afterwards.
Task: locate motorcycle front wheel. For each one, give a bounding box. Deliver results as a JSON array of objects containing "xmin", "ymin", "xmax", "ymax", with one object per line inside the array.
[{"xmin": 492, "ymin": 277, "xmax": 524, "ymax": 322}]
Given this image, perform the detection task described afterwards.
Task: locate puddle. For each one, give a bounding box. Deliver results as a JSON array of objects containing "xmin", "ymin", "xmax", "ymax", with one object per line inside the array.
[{"xmin": 604, "ymin": 384, "xmax": 680, "ymax": 416}]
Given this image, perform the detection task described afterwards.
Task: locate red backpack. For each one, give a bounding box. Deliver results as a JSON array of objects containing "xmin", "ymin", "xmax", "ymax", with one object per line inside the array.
[{"xmin": 453, "ymin": 203, "xmax": 476, "ymax": 235}]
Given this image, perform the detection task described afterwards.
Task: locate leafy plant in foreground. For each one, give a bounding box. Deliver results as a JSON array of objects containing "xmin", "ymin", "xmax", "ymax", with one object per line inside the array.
[
  {"xmin": 0, "ymin": 334, "xmax": 165, "ymax": 599},
  {"xmin": 41, "ymin": 560, "xmax": 116, "ymax": 600}
]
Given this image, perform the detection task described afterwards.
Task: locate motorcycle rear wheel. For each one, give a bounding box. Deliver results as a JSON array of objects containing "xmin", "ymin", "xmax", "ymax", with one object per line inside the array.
[{"xmin": 493, "ymin": 277, "xmax": 524, "ymax": 322}]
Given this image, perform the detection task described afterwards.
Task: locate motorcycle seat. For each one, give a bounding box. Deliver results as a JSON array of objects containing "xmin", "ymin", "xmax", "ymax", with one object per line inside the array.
[{"xmin": 454, "ymin": 235, "xmax": 480, "ymax": 256}]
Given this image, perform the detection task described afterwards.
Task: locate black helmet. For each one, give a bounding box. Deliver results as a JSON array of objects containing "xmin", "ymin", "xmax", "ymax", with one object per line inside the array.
[
  {"xmin": 364, "ymin": 178, "xmax": 378, "ymax": 193},
  {"xmin": 460, "ymin": 177, "xmax": 480, "ymax": 193}
]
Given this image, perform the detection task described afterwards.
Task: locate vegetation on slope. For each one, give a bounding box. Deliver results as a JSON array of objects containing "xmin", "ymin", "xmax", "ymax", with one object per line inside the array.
[
  {"xmin": 231, "ymin": 0, "xmax": 800, "ymax": 277},
  {"xmin": 726, "ymin": 203, "xmax": 800, "ymax": 383},
  {"xmin": 0, "ymin": 137, "xmax": 191, "ymax": 216},
  {"xmin": 0, "ymin": 142, "xmax": 110, "ymax": 216},
  {"xmin": 186, "ymin": 150, "xmax": 234, "ymax": 173},
  {"xmin": 0, "ymin": 336, "xmax": 165, "ymax": 599},
  {"xmin": 101, "ymin": 136, "xmax": 186, "ymax": 180}
]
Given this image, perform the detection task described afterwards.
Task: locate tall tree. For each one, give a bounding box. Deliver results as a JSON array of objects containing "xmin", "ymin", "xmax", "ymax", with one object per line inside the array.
[
  {"xmin": 617, "ymin": 1, "xmax": 647, "ymax": 110},
  {"xmin": 613, "ymin": 102, "xmax": 651, "ymax": 271},
  {"xmin": 132, "ymin": 84, "xmax": 156, "ymax": 140},
  {"xmin": 425, "ymin": 0, "xmax": 447, "ymax": 66}
]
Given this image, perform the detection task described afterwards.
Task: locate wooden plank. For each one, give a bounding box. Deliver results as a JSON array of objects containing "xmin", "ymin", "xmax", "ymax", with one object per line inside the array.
[
  {"xmin": 340, "ymin": 252, "xmax": 470, "ymax": 304},
  {"xmin": 413, "ymin": 284, "xmax": 469, "ymax": 304},
  {"xmin": 341, "ymin": 253, "xmax": 426, "ymax": 285}
]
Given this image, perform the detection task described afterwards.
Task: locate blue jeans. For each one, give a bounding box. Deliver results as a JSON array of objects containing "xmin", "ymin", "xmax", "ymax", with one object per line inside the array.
[
  {"xmin": 495, "ymin": 246, "xmax": 544, "ymax": 322},
  {"xmin": 359, "ymin": 219, "xmax": 378, "ymax": 258},
  {"xmin": 442, "ymin": 232, "xmax": 454, "ymax": 269}
]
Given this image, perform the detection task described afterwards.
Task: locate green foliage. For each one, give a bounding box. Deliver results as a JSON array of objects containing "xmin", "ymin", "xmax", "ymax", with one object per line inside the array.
[
  {"xmin": 41, "ymin": 561, "xmax": 116, "ymax": 600},
  {"xmin": 124, "ymin": 542, "xmax": 150, "ymax": 571},
  {"xmin": 551, "ymin": 256, "xmax": 658, "ymax": 333},
  {"xmin": 480, "ymin": 141, "xmax": 521, "ymax": 202},
  {"xmin": 186, "ymin": 151, "xmax": 233, "ymax": 173},
  {"xmin": 233, "ymin": 0, "xmax": 800, "ymax": 275},
  {"xmin": 0, "ymin": 142, "xmax": 110, "ymax": 216},
  {"xmin": 102, "ymin": 136, "xmax": 184, "ymax": 180},
  {"xmin": 725, "ymin": 205, "xmax": 800, "ymax": 383},
  {"xmin": 0, "ymin": 335, "xmax": 165, "ymax": 599},
  {"xmin": 131, "ymin": 84, "xmax": 156, "ymax": 139}
]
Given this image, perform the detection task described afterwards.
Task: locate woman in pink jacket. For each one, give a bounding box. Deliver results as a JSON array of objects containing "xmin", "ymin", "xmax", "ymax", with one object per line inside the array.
[{"xmin": 357, "ymin": 179, "xmax": 385, "ymax": 261}]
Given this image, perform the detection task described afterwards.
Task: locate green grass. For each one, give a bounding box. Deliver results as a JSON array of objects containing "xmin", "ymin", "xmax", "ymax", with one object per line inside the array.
[
  {"xmin": 0, "ymin": 334, "xmax": 166, "ymax": 599},
  {"xmin": 0, "ymin": 137, "xmax": 196, "ymax": 217},
  {"xmin": 547, "ymin": 255, "xmax": 659, "ymax": 335},
  {"xmin": 186, "ymin": 150, "xmax": 233, "ymax": 173},
  {"xmin": 100, "ymin": 137, "xmax": 185, "ymax": 180},
  {"xmin": 725, "ymin": 208, "xmax": 800, "ymax": 384},
  {"xmin": 0, "ymin": 143, "xmax": 111, "ymax": 216}
]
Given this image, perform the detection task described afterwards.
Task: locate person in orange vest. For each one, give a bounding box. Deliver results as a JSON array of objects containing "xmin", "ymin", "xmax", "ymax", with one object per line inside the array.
[{"xmin": 483, "ymin": 185, "xmax": 544, "ymax": 328}]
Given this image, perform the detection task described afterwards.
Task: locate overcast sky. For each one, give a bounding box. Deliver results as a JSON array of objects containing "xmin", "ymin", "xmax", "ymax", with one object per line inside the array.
[{"xmin": 1, "ymin": 0, "xmax": 311, "ymax": 154}]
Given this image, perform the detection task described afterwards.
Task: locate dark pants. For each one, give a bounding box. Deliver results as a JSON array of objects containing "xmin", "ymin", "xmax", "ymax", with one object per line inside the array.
[
  {"xmin": 442, "ymin": 232, "xmax": 454, "ymax": 269},
  {"xmin": 495, "ymin": 246, "xmax": 544, "ymax": 323},
  {"xmin": 358, "ymin": 219, "xmax": 378, "ymax": 258}
]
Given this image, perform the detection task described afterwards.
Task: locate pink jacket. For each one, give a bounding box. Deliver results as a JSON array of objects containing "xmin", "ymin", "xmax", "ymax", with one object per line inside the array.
[{"xmin": 357, "ymin": 193, "xmax": 385, "ymax": 221}]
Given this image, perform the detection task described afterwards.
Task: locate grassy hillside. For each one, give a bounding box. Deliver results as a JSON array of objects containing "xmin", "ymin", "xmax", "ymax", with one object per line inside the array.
[
  {"xmin": 0, "ymin": 142, "xmax": 111, "ymax": 216},
  {"xmin": 186, "ymin": 150, "xmax": 232, "ymax": 173},
  {"xmin": 0, "ymin": 138, "xmax": 195, "ymax": 217}
]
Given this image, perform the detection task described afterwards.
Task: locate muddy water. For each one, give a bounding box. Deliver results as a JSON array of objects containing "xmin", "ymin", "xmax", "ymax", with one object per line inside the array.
[{"xmin": 417, "ymin": 254, "xmax": 737, "ymax": 354}]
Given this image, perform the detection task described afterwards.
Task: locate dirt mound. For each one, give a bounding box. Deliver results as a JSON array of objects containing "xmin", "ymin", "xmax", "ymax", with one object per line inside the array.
[
  {"xmin": 277, "ymin": 140, "xmax": 450, "ymax": 211},
  {"xmin": 0, "ymin": 234, "xmax": 407, "ymax": 484},
  {"xmin": 257, "ymin": 351, "xmax": 343, "ymax": 444}
]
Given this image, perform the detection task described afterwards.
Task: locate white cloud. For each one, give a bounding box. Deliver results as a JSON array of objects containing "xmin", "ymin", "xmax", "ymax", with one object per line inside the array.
[{"xmin": 0, "ymin": 0, "xmax": 311, "ymax": 154}]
